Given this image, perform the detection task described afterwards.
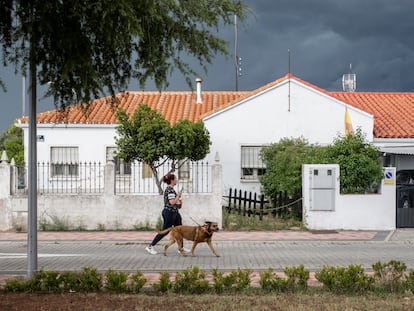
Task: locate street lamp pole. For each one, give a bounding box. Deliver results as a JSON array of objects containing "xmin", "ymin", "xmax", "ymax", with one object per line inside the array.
[{"xmin": 27, "ymin": 49, "xmax": 38, "ymax": 278}]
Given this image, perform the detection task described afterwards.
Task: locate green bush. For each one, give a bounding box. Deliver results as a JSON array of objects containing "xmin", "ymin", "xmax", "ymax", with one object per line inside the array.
[
  {"xmin": 212, "ymin": 268, "xmax": 252, "ymax": 293},
  {"xmin": 260, "ymin": 130, "xmax": 383, "ymax": 195},
  {"xmin": 259, "ymin": 265, "xmax": 310, "ymax": 292},
  {"xmin": 260, "ymin": 137, "xmax": 323, "ymax": 197},
  {"xmin": 315, "ymin": 264, "xmax": 374, "ymax": 294},
  {"xmin": 259, "ymin": 268, "xmax": 290, "ymax": 292},
  {"xmin": 404, "ymin": 269, "xmax": 414, "ymax": 293},
  {"xmin": 2, "ymin": 264, "xmax": 413, "ymax": 295},
  {"xmin": 152, "ymin": 271, "xmax": 172, "ymax": 292},
  {"xmin": 77, "ymin": 267, "xmax": 102, "ymax": 292},
  {"xmin": 372, "ymin": 260, "xmax": 407, "ymax": 293},
  {"xmin": 3, "ymin": 278, "xmax": 30, "ymax": 292},
  {"xmin": 172, "ymin": 266, "xmax": 210, "ymax": 294},
  {"xmin": 104, "ymin": 269, "xmax": 128, "ymax": 292},
  {"xmin": 284, "ymin": 264, "xmax": 310, "ymax": 290},
  {"xmin": 323, "ymin": 129, "xmax": 383, "ymax": 194},
  {"xmin": 129, "ymin": 270, "xmax": 147, "ymax": 293}
]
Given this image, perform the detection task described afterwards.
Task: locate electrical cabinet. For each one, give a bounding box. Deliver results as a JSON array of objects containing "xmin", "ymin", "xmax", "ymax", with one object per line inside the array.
[{"xmin": 310, "ymin": 167, "xmax": 336, "ymax": 211}]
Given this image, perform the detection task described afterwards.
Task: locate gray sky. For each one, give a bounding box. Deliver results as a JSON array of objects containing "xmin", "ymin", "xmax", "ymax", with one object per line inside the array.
[{"xmin": 1, "ymin": 0, "xmax": 414, "ymax": 135}]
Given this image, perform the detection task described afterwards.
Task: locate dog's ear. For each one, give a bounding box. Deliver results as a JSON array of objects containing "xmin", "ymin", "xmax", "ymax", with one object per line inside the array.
[{"xmin": 204, "ymin": 221, "xmax": 212, "ymax": 226}]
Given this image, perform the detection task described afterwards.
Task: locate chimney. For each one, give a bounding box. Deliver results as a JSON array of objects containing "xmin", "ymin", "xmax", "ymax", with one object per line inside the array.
[{"xmin": 196, "ymin": 77, "xmax": 203, "ymax": 104}]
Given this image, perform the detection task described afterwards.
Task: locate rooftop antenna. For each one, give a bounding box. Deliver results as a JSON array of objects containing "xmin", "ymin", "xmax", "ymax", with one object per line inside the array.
[
  {"xmin": 288, "ymin": 48, "xmax": 291, "ymax": 111},
  {"xmin": 22, "ymin": 75, "xmax": 26, "ymax": 116},
  {"xmin": 342, "ymin": 63, "xmax": 356, "ymax": 92},
  {"xmin": 234, "ymin": 14, "xmax": 242, "ymax": 91}
]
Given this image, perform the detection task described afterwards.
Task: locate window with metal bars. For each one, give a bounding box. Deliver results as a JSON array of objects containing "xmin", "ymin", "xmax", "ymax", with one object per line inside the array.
[
  {"xmin": 50, "ymin": 146, "xmax": 79, "ymax": 177},
  {"xmin": 240, "ymin": 145, "xmax": 266, "ymax": 181}
]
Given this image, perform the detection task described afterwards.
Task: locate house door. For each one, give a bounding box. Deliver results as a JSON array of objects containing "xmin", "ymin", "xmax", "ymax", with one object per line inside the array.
[
  {"xmin": 396, "ymin": 205, "xmax": 414, "ymax": 228},
  {"xmin": 396, "ymin": 187, "xmax": 414, "ymax": 227},
  {"xmin": 396, "ymin": 170, "xmax": 414, "ymax": 227}
]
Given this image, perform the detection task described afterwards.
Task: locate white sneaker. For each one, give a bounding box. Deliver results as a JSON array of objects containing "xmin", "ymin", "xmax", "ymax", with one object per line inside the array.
[
  {"xmin": 178, "ymin": 247, "xmax": 191, "ymax": 253},
  {"xmin": 145, "ymin": 245, "xmax": 157, "ymax": 255}
]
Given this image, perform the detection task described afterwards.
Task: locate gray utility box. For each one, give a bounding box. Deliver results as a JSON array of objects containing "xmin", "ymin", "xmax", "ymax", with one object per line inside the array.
[{"xmin": 309, "ymin": 167, "xmax": 336, "ymax": 211}]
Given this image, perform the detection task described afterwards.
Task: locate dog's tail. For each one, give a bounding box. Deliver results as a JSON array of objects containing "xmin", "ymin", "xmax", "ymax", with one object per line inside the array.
[{"xmin": 156, "ymin": 226, "xmax": 174, "ymax": 235}]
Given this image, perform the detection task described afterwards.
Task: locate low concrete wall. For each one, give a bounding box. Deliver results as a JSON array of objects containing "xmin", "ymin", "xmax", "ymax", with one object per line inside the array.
[
  {"xmin": 0, "ymin": 160, "xmax": 223, "ymax": 231},
  {"xmin": 302, "ymin": 164, "xmax": 396, "ymax": 230}
]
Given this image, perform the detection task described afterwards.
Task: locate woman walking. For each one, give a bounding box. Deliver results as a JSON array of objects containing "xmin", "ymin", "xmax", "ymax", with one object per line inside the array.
[{"xmin": 145, "ymin": 173, "xmax": 189, "ymax": 255}]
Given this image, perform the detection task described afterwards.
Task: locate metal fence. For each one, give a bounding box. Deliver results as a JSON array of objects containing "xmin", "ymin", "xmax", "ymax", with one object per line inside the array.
[
  {"xmin": 13, "ymin": 162, "xmax": 105, "ymax": 194},
  {"xmin": 12, "ymin": 160, "xmax": 212, "ymax": 194},
  {"xmin": 115, "ymin": 161, "xmax": 211, "ymax": 194}
]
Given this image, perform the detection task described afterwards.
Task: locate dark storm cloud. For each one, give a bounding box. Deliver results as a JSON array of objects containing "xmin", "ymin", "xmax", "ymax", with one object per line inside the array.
[
  {"xmin": 233, "ymin": 0, "xmax": 414, "ymax": 92},
  {"xmin": 2, "ymin": 0, "xmax": 414, "ymax": 134}
]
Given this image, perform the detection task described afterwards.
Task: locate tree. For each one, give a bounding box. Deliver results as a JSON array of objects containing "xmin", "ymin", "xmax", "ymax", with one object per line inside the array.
[
  {"xmin": 115, "ymin": 105, "xmax": 211, "ymax": 194},
  {"xmin": 260, "ymin": 137, "xmax": 323, "ymax": 197},
  {"xmin": 324, "ymin": 129, "xmax": 383, "ymax": 194},
  {"xmin": 0, "ymin": 123, "xmax": 24, "ymax": 166},
  {"xmin": 1, "ymin": 0, "xmax": 246, "ymax": 276},
  {"xmin": 0, "ymin": 0, "xmax": 246, "ymax": 105},
  {"xmin": 260, "ymin": 130, "xmax": 384, "ymax": 197}
]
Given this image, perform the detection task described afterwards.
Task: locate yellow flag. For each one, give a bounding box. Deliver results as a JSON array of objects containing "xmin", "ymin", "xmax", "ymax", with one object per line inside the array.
[{"xmin": 345, "ymin": 107, "xmax": 354, "ymax": 136}]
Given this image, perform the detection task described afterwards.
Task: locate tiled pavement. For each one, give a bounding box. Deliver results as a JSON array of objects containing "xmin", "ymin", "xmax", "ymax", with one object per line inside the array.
[
  {"xmin": 0, "ymin": 229, "xmax": 386, "ymax": 242},
  {"xmin": 0, "ymin": 229, "xmax": 413, "ymax": 287}
]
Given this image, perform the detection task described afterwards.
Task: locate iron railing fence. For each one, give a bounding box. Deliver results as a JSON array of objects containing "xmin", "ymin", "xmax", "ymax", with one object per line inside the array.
[
  {"xmin": 115, "ymin": 161, "xmax": 212, "ymax": 194},
  {"xmin": 12, "ymin": 160, "xmax": 212, "ymax": 194},
  {"xmin": 13, "ymin": 162, "xmax": 104, "ymax": 194}
]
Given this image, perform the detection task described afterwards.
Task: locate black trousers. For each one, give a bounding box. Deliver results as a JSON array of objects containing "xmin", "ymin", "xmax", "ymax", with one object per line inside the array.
[{"xmin": 150, "ymin": 208, "xmax": 182, "ymax": 246}]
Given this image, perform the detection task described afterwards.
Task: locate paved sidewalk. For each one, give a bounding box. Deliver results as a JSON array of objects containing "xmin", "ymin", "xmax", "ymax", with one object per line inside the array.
[
  {"xmin": 0, "ymin": 229, "xmax": 392, "ymax": 242},
  {"xmin": 0, "ymin": 229, "xmax": 413, "ymax": 287}
]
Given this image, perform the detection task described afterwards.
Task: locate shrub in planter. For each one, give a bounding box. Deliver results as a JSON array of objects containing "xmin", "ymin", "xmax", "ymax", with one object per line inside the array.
[
  {"xmin": 315, "ymin": 264, "xmax": 374, "ymax": 294},
  {"xmin": 172, "ymin": 266, "xmax": 210, "ymax": 294}
]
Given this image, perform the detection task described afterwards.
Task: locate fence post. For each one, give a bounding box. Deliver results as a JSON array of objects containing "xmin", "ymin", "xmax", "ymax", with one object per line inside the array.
[
  {"xmin": 243, "ymin": 190, "xmax": 247, "ymax": 216},
  {"xmin": 253, "ymin": 192, "xmax": 257, "ymax": 218},
  {"xmin": 237, "ymin": 189, "xmax": 242, "ymax": 215},
  {"xmin": 248, "ymin": 192, "xmax": 252, "ymax": 217},
  {"xmin": 227, "ymin": 188, "xmax": 233, "ymax": 213},
  {"xmin": 0, "ymin": 151, "xmax": 12, "ymax": 231},
  {"xmin": 233, "ymin": 188, "xmax": 237, "ymax": 214},
  {"xmin": 104, "ymin": 161, "xmax": 115, "ymax": 196},
  {"xmin": 212, "ymin": 155, "xmax": 223, "ymax": 225},
  {"xmin": 259, "ymin": 194, "xmax": 265, "ymax": 221}
]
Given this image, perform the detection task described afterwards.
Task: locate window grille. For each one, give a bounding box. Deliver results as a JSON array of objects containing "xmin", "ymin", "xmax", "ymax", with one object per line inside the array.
[
  {"xmin": 240, "ymin": 146, "xmax": 266, "ymax": 181},
  {"xmin": 50, "ymin": 147, "xmax": 79, "ymax": 177}
]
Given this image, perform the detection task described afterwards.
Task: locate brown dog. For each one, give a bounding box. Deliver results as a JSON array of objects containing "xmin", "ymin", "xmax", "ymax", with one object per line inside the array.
[{"xmin": 156, "ymin": 221, "xmax": 220, "ymax": 257}]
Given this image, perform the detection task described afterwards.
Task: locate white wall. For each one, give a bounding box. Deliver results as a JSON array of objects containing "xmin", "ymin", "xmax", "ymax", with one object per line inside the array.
[
  {"xmin": 204, "ymin": 80, "xmax": 374, "ymax": 193},
  {"xmin": 302, "ymin": 164, "xmax": 396, "ymax": 230},
  {"xmin": 0, "ymin": 161, "xmax": 223, "ymax": 231},
  {"xmin": 0, "ymin": 161, "xmax": 12, "ymax": 230},
  {"xmin": 22, "ymin": 124, "xmax": 118, "ymax": 164}
]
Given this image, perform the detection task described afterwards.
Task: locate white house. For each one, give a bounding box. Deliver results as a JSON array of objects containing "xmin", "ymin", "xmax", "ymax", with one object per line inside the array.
[{"xmin": 16, "ymin": 74, "xmax": 414, "ymax": 195}]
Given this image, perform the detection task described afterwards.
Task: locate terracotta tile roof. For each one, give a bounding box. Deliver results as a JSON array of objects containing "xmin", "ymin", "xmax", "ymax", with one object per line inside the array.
[
  {"xmin": 21, "ymin": 90, "xmax": 251, "ymax": 125},
  {"xmin": 18, "ymin": 74, "xmax": 414, "ymax": 139},
  {"xmin": 329, "ymin": 92, "xmax": 414, "ymax": 139}
]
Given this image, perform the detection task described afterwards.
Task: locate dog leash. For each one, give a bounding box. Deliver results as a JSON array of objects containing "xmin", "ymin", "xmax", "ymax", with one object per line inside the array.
[{"xmin": 190, "ymin": 217, "xmax": 202, "ymax": 227}]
